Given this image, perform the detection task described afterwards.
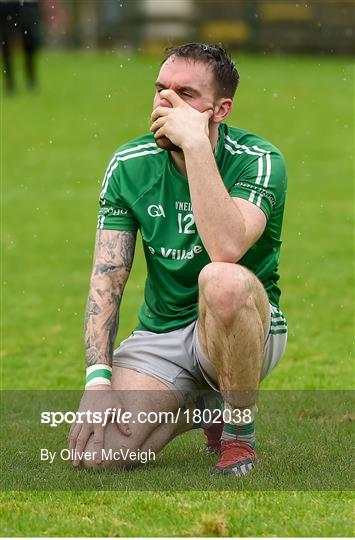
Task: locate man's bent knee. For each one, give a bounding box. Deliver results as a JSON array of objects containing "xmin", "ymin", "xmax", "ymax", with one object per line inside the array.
[{"xmin": 199, "ymin": 262, "xmax": 255, "ymax": 327}]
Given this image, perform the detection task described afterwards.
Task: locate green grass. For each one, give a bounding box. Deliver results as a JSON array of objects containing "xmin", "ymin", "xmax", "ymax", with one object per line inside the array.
[
  {"xmin": 1, "ymin": 51, "xmax": 354, "ymax": 536},
  {"xmin": 1, "ymin": 390, "xmax": 353, "ymax": 492}
]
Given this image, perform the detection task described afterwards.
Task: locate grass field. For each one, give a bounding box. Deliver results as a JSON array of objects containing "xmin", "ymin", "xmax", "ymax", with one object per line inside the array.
[{"xmin": 1, "ymin": 51, "xmax": 354, "ymax": 536}]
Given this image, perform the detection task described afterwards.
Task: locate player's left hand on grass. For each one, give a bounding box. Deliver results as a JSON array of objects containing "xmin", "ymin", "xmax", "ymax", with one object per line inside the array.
[
  {"xmin": 150, "ymin": 89, "xmax": 213, "ymax": 150},
  {"xmin": 68, "ymin": 385, "xmax": 131, "ymax": 467}
]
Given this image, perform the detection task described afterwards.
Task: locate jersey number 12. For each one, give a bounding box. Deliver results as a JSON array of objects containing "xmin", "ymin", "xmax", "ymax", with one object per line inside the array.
[{"xmin": 177, "ymin": 213, "xmax": 196, "ymax": 234}]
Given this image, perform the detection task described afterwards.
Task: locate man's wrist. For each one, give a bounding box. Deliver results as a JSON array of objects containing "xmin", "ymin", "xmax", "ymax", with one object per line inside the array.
[
  {"xmin": 85, "ymin": 363, "xmax": 112, "ymax": 388},
  {"xmin": 182, "ymin": 135, "xmax": 211, "ymax": 154}
]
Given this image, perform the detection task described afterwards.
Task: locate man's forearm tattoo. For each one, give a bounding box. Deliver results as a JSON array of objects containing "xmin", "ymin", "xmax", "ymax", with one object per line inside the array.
[{"xmin": 84, "ymin": 229, "xmax": 136, "ymax": 367}]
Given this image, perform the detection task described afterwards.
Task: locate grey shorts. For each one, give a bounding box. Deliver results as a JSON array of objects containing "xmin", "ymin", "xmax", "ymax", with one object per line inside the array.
[{"xmin": 113, "ymin": 304, "xmax": 287, "ymax": 406}]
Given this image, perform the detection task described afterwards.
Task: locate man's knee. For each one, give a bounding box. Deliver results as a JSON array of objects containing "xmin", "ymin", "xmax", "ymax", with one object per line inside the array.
[{"xmin": 198, "ymin": 262, "xmax": 254, "ymax": 327}]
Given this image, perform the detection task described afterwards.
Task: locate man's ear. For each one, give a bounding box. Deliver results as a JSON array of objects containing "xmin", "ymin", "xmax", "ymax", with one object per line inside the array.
[{"xmin": 212, "ymin": 98, "xmax": 233, "ymax": 123}]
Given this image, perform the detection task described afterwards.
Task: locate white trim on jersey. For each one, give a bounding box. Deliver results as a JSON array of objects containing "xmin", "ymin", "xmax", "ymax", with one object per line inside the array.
[
  {"xmin": 115, "ymin": 142, "xmax": 159, "ymax": 157},
  {"xmin": 271, "ymin": 316, "xmax": 286, "ymax": 323},
  {"xmin": 252, "ymin": 144, "xmax": 268, "ymax": 154},
  {"xmin": 97, "ymin": 214, "xmax": 105, "ymax": 229},
  {"xmin": 225, "ymin": 135, "xmax": 265, "ymax": 156},
  {"xmin": 264, "ymin": 152, "xmax": 272, "ymax": 188},
  {"xmin": 256, "ymin": 155, "xmax": 263, "ymax": 185},
  {"xmin": 224, "ymin": 136, "xmax": 273, "ymax": 191},
  {"xmin": 100, "ymin": 142, "xmax": 160, "ymax": 188},
  {"xmin": 100, "ymin": 146, "xmax": 163, "ymax": 203}
]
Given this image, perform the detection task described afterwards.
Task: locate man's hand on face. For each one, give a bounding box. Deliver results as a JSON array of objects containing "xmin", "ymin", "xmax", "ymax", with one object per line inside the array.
[
  {"xmin": 68, "ymin": 385, "xmax": 131, "ymax": 467},
  {"xmin": 150, "ymin": 89, "xmax": 213, "ymax": 152}
]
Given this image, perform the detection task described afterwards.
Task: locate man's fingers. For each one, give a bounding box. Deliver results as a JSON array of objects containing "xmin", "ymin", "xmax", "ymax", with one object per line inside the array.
[
  {"xmin": 116, "ymin": 418, "xmax": 132, "ymax": 437},
  {"xmin": 68, "ymin": 420, "xmax": 76, "ymax": 441},
  {"xmin": 151, "ymin": 106, "xmax": 171, "ymax": 122},
  {"xmin": 159, "ymin": 89, "xmax": 185, "ymax": 107},
  {"xmin": 68, "ymin": 422, "xmax": 82, "ymax": 453},
  {"xmin": 114, "ymin": 405, "xmax": 132, "ymax": 436},
  {"xmin": 153, "ymin": 126, "xmax": 166, "ymax": 140},
  {"xmin": 150, "ymin": 116, "xmax": 167, "ymax": 133},
  {"xmin": 93, "ymin": 426, "xmax": 105, "ymax": 464},
  {"xmin": 73, "ymin": 424, "xmax": 92, "ymax": 467}
]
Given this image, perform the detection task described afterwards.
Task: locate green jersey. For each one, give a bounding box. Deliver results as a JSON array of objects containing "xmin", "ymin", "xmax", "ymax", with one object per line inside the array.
[{"xmin": 98, "ymin": 123, "xmax": 287, "ymax": 333}]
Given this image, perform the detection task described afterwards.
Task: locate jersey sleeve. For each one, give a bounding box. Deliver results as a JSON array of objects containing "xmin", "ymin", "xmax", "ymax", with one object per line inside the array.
[
  {"xmin": 97, "ymin": 154, "xmax": 139, "ymax": 231},
  {"xmin": 229, "ymin": 150, "xmax": 287, "ymax": 221}
]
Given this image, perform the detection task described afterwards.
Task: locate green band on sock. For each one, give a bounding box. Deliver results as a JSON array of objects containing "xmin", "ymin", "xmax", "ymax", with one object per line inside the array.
[
  {"xmin": 223, "ymin": 423, "xmax": 238, "ymax": 436},
  {"xmin": 222, "ymin": 421, "xmax": 256, "ymax": 447},
  {"xmin": 223, "ymin": 421, "xmax": 255, "ymax": 436},
  {"xmin": 235, "ymin": 422, "xmax": 255, "ymax": 435}
]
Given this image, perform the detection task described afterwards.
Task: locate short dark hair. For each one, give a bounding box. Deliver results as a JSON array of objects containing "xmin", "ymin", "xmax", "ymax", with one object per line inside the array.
[{"xmin": 162, "ymin": 43, "xmax": 239, "ymax": 99}]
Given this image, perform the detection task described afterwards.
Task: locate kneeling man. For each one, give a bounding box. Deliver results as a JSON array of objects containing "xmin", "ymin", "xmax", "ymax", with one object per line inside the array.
[{"xmin": 69, "ymin": 43, "xmax": 288, "ymax": 476}]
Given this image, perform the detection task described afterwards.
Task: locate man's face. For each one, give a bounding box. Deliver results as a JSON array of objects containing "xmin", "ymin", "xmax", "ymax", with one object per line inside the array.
[{"xmin": 153, "ymin": 56, "xmax": 217, "ymax": 151}]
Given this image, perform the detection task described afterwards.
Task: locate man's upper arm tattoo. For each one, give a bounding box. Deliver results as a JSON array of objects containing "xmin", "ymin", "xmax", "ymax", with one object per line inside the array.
[{"xmin": 84, "ymin": 229, "xmax": 136, "ymax": 367}]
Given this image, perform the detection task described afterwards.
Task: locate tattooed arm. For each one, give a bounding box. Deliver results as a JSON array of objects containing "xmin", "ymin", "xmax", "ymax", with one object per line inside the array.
[
  {"xmin": 84, "ymin": 229, "xmax": 137, "ymax": 368},
  {"xmin": 68, "ymin": 229, "xmax": 136, "ymax": 466}
]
